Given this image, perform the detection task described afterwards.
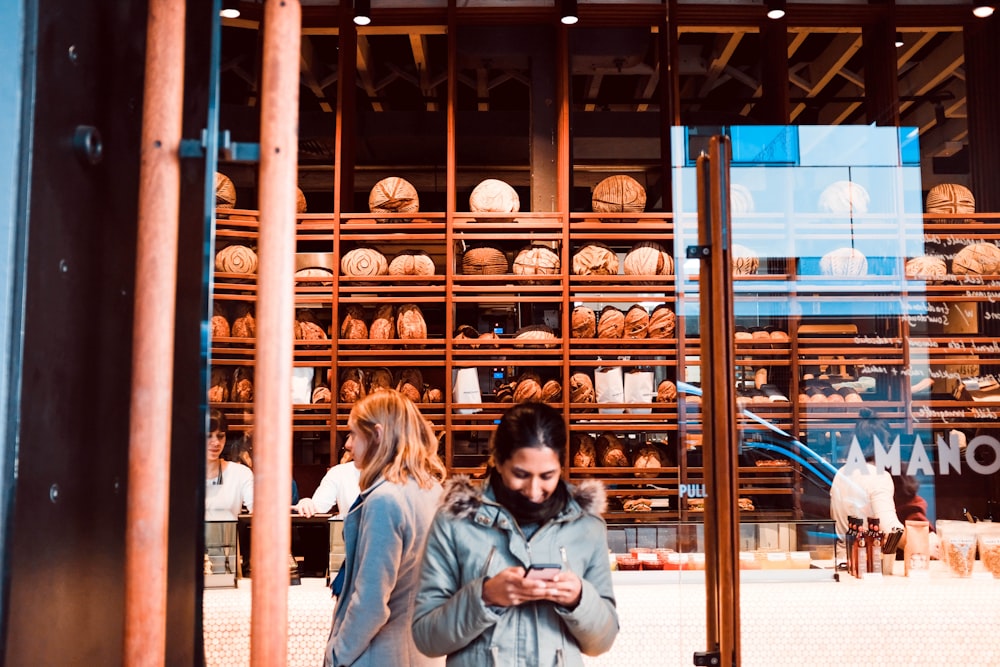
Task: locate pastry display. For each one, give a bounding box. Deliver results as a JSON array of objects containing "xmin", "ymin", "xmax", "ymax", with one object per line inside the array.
[
  {"xmin": 369, "ymin": 176, "xmax": 419, "ymax": 220},
  {"xmin": 592, "ymin": 174, "xmax": 646, "ymax": 219},
  {"xmin": 623, "ymin": 241, "xmax": 673, "ymax": 279},
  {"xmin": 819, "ymin": 247, "xmax": 868, "ymax": 276},
  {"xmin": 341, "ymin": 247, "xmax": 388, "ymax": 278},
  {"xmin": 215, "ymin": 172, "xmax": 236, "ymax": 209},
  {"xmin": 572, "ymin": 242, "xmax": 619, "ymax": 276},
  {"xmin": 215, "ymin": 244, "xmax": 258, "ymax": 274},
  {"xmin": 512, "ymin": 244, "xmax": 560, "ymax": 279},
  {"xmin": 571, "ymin": 306, "xmax": 596, "ymax": 339},
  {"xmin": 388, "ymin": 249, "xmax": 435, "ymax": 277}
]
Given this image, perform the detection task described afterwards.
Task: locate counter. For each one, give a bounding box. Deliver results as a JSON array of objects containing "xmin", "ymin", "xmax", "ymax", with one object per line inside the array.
[{"xmin": 204, "ymin": 564, "xmax": 1000, "ymax": 666}]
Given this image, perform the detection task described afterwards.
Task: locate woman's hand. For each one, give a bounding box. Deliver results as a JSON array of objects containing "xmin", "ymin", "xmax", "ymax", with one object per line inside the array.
[
  {"xmin": 293, "ymin": 498, "xmax": 317, "ymax": 517},
  {"xmin": 482, "ymin": 566, "xmax": 582, "ymax": 609}
]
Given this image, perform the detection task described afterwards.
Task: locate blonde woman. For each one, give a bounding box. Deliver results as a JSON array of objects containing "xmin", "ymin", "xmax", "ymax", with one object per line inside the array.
[{"xmin": 324, "ymin": 390, "xmax": 447, "ymax": 667}]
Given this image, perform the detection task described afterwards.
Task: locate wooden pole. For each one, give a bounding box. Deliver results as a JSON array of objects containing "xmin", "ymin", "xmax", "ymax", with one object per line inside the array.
[
  {"xmin": 697, "ymin": 136, "xmax": 741, "ymax": 666},
  {"xmin": 123, "ymin": 0, "xmax": 185, "ymax": 664},
  {"xmin": 251, "ymin": 0, "xmax": 300, "ymax": 665}
]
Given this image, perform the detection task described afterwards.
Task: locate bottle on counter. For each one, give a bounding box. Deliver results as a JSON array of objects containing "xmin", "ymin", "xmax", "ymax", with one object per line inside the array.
[
  {"xmin": 855, "ymin": 519, "xmax": 868, "ymax": 578},
  {"xmin": 847, "ymin": 516, "xmax": 858, "ymax": 577},
  {"xmin": 868, "ymin": 517, "xmax": 882, "ymax": 575}
]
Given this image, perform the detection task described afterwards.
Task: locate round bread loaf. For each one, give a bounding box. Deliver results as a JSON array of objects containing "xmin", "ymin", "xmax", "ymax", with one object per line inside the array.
[
  {"xmin": 296, "ymin": 187, "xmax": 308, "ymax": 214},
  {"xmin": 495, "ymin": 381, "xmax": 516, "ymax": 403},
  {"xmin": 592, "ymin": 175, "xmax": 646, "ymax": 219},
  {"xmin": 396, "ymin": 368, "xmax": 423, "ymax": 403},
  {"xmin": 366, "ymin": 368, "xmax": 393, "ymax": 394},
  {"xmin": 312, "ymin": 386, "xmax": 331, "ymax": 404},
  {"xmin": 624, "ymin": 304, "xmax": 649, "ymax": 339},
  {"xmin": 478, "ymin": 332, "xmax": 500, "ymax": 348},
  {"xmin": 952, "ymin": 243, "xmax": 1000, "ymax": 275},
  {"xmin": 573, "ymin": 242, "xmax": 619, "ymax": 276},
  {"xmin": 597, "ymin": 433, "xmax": 629, "ymax": 467},
  {"xmin": 211, "ymin": 314, "xmax": 230, "ymax": 339},
  {"xmin": 215, "ymin": 172, "xmax": 236, "ymax": 209},
  {"xmin": 647, "ymin": 305, "xmax": 676, "ymax": 339},
  {"xmin": 624, "ymin": 241, "xmax": 673, "ymax": 278},
  {"xmin": 731, "ymin": 183, "xmax": 755, "ymax": 215},
  {"xmin": 513, "ymin": 244, "xmax": 560, "ymax": 279},
  {"xmin": 597, "ymin": 306, "xmax": 625, "ymax": 339},
  {"xmin": 769, "ymin": 330, "xmax": 789, "ymax": 342},
  {"xmin": 231, "ymin": 308, "xmax": 256, "ymax": 338},
  {"xmin": 231, "ymin": 371, "xmax": 253, "ymax": 403},
  {"xmin": 295, "ymin": 267, "xmax": 334, "ymax": 285},
  {"xmin": 514, "ymin": 324, "xmax": 557, "ymax": 348},
  {"xmin": 820, "ymin": 247, "xmax": 868, "ymax": 276},
  {"xmin": 341, "ymin": 247, "xmax": 388, "ymax": 278},
  {"xmin": 732, "ymin": 244, "xmax": 760, "ymax": 275},
  {"xmin": 540, "ymin": 379, "xmax": 562, "ymax": 402},
  {"xmin": 905, "ymin": 256, "xmax": 948, "ymax": 281},
  {"xmin": 818, "ymin": 180, "xmax": 870, "ymax": 215},
  {"xmin": 656, "ymin": 379, "xmax": 677, "ymax": 402},
  {"xmin": 296, "ymin": 313, "xmax": 328, "ymax": 341},
  {"xmin": 572, "ymin": 433, "xmax": 596, "ymax": 467},
  {"xmin": 340, "ymin": 304, "xmax": 369, "ymax": 340},
  {"xmin": 513, "ymin": 374, "xmax": 542, "ymax": 403},
  {"xmin": 926, "ymin": 183, "xmax": 975, "ymax": 215},
  {"xmin": 388, "ymin": 249, "xmax": 435, "ymax": 277},
  {"xmin": 339, "ymin": 378, "xmax": 363, "ymax": 403},
  {"xmin": 570, "ymin": 372, "xmax": 596, "ymax": 404},
  {"xmin": 369, "ymin": 176, "xmax": 419, "ymax": 220},
  {"xmin": 462, "ymin": 246, "xmax": 508, "ymax": 275},
  {"xmin": 216, "ymin": 244, "xmax": 258, "ymax": 274},
  {"xmin": 396, "ymin": 303, "xmax": 427, "ymax": 345},
  {"xmin": 469, "ymin": 179, "xmax": 520, "ymax": 215},
  {"xmin": 453, "ymin": 324, "xmax": 480, "ymax": 347},
  {"xmin": 633, "ymin": 445, "xmax": 662, "ymax": 478},
  {"xmin": 422, "ymin": 386, "xmax": 443, "ymax": 403},
  {"xmin": 369, "ymin": 304, "xmax": 395, "ymax": 348},
  {"xmin": 571, "ymin": 306, "xmax": 596, "ymax": 339}
]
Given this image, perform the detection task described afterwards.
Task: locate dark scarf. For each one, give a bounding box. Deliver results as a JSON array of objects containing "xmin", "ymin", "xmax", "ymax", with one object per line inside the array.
[{"xmin": 488, "ymin": 467, "xmax": 569, "ymax": 528}]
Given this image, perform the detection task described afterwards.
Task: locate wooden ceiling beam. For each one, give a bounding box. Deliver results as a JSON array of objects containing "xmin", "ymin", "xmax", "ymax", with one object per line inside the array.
[{"xmin": 356, "ymin": 35, "xmax": 383, "ymax": 112}]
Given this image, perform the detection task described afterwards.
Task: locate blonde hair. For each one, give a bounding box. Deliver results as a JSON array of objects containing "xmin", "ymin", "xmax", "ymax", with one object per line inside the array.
[{"xmin": 350, "ymin": 390, "xmax": 447, "ymax": 490}]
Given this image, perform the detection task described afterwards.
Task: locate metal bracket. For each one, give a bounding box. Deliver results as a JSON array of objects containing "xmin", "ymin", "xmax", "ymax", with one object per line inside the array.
[
  {"xmin": 686, "ymin": 244, "xmax": 711, "ymax": 259},
  {"xmin": 693, "ymin": 650, "xmax": 723, "ymax": 666},
  {"xmin": 179, "ymin": 128, "xmax": 260, "ymax": 163}
]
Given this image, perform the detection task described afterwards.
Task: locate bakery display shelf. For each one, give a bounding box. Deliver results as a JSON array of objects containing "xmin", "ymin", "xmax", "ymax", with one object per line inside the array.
[
  {"xmin": 568, "ymin": 345, "xmax": 679, "ymax": 359},
  {"xmin": 449, "ymin": 281, "xmax": 565, "ymax": 296},
  {"xmin": 568, "ymin": 229, "xmax": 676, "ymax": 243},
  {"xmin": 339, "ymin": 214, "xmax": 447, "ymax": 229},
  {"xmin": 336, "ymin": 286, "xmax": 448, "ymax": 300},
  {"xmin": 918, "ymin": 285, "xmax": 1000, "ymax": 299},
  {"xmin": 568, "ymin": 412, "xmax": 679, "ymax": 426},
  {"xmin": 451, "ymin": 212, "xmax": 563, "ymax": 228},
  {"xmin": 333, "ymin": 344, "xmax": 448, "ymax": 357},
  {"xmin": 569, "ymin": 275, "xmax": 676, "ymax": 289}
]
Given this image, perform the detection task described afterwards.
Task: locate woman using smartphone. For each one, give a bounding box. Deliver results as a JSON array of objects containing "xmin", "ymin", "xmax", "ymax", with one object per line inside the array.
[{"xmin": 413, "ymin": 402, "xmax": 618, "ymax": 666}]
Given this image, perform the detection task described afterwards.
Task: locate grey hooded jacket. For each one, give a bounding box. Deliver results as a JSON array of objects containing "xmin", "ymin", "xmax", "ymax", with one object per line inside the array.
[{"xmin": 412, "ymin": 476, "xmax": 619, "ymax": 667}]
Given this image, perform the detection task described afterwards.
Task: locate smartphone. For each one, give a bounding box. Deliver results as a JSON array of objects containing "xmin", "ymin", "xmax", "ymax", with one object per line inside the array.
[{"xmin": 524, "ymin": 563, "xmax": 562, "ymax": 581}]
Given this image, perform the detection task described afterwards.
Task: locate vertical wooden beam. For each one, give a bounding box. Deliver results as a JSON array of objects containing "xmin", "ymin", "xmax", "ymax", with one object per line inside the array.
[
  {"xmin": 757, "ymin": 16, "xmax": 790, "ymax": 123},
  {"xmin": 863, "ymin": 15, "xmax": 900, "ymax": 126},
  {"xmin": 123, "ymin": 0, "xmax": 185, "ymax": 663},
  {"xmin": 251, "ymin": 1, "xmax": 300, "ymax": 665}
]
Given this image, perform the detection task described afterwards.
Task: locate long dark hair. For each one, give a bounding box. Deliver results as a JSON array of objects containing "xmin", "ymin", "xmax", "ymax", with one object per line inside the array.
[
  {"xmin": 488, "ymin": 402, "xmax": 567, "ymax": 468},
  {"xmin": 853, "ymin": 407, "xmax": 893, "ymax": 461}
]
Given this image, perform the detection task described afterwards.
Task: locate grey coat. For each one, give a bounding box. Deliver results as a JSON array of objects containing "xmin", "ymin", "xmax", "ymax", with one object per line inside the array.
[
  {"xmin": 325, "ymin": 476, "xmax": 444, "ymax": 667},
  {"xmin": 412, "ymin": 476, "xmax": 619, "ymax": 667}
]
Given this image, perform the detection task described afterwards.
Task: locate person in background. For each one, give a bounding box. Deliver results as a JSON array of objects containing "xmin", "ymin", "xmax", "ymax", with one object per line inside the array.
[
  {"xmin": 324, "ymin": 390, "xmax": 446, "ymax": 667},
  {"xmin": 293, "ymin": 447, "xmax": 361, "ymax": 519},
  {"xmin": 830, "ymin": 407, "xmax": 905, "ymax": 563},
  {"xmin": 412, "ymin": 401, "xmax": 619, "ymax": 667},
  {"xmin": 205, "ymin": 408, "xmax": 254, "ymax": 519}
]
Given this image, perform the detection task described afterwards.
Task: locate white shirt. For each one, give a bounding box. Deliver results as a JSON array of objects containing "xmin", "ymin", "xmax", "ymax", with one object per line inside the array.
[
  {"xmin": 309, "ymin": 462, "xmax": 361, "ymax": 518},
  {"xmin": 829, "ymin": 462, "xmax": 903, "ymax": 559},
  {"xmin": 205, "ymin": 461, "xmax": 254, "ymax": 520}
]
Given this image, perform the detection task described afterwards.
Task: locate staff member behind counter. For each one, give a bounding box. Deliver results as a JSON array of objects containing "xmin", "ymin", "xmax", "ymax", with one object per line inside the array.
[
  {"xmin": 294, "ymin": 442, "xmax": 361, "ymax": 519},
  {"xmin": 205, "ymin": 409, "xmax": 254, "ymax": 519}
]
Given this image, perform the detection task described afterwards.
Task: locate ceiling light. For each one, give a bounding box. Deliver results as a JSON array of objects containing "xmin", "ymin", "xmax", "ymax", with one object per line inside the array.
[
  {"xmin": 766, "ymin": 0, "xmax": 786, "ymax": 20},
  {"xmin": 894, "ymin": 32, "xmax": 904, "ymax": 48},
  {"xmin": 354, "ymin": 0, "xmax": 372, "ymax": 26},
  {"xmin": 220, "ymin": 0, "xmax": 240, "ymax": 19},
  {"xmin": 973, "ymin": 2, "xmax": 995, "ymax": 17},
  {"xmin": 561, "ymin": 0, "xmax": 579, "ymax": 25}
]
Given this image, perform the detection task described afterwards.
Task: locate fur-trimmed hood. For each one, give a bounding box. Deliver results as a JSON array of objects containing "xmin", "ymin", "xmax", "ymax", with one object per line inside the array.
[{"xmin": 440, "ymin": 474, "xmax": 607, "ymax": 520}]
